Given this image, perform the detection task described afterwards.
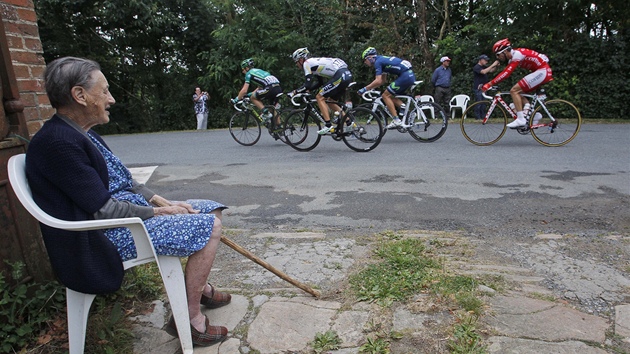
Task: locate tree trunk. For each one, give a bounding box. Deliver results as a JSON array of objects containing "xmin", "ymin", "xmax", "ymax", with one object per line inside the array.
[{"xmin": 438, "ymin": 0, "xmax": 450, "ymax": 40}]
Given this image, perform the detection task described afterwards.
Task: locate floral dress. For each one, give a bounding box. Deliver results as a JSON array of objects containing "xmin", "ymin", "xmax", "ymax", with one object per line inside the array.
[{"xmin": 89, "ymin": 134, "xmax": 225, "ymax": 261}]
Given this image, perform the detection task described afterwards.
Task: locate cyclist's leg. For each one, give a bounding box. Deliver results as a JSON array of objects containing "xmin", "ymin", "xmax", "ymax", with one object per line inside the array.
[
  {"xmin": 250, "ymin": 89, "xmax": 266, "ymax": 111},
  {"xmin": 319, "ymin": 69, "xmax": 352, "ymax": 130},
  {"xmin": 318, "ymin": 69, "xmax": 351, "ymax": 125},
  {"xmin": 510, "ymin": 68, "xmax": 552, "ymax": 127},
  {"xmin": 382, "ymin": 91, "xmax": 398, "ymax": 118},
  {"xmin": 514, "ymin": 68, "xmax": 553, "ymax": 111},
  {"xmin": 263, "ymin": 85, "xmax": 283, "ymax": 127},
  {"xmin": 384, "ymin": 71, "xmax": 414, "ymax": 118}
]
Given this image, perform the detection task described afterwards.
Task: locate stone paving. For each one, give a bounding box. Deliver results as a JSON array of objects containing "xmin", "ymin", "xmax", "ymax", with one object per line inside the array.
[
  {"xmin": 128, "ymin": 159, "xmax": 630, "ymax": 353},
  {"xmin": 130, "ymin": 231, "xmax": 630, "ymax": 354}
]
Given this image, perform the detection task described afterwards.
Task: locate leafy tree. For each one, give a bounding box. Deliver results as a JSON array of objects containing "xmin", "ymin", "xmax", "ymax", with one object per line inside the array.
[
  {"xmin": 33, "ymin": 0, "xmax": 628, "ymax": 134},
  {"xmin": 35, "ymin": 0, "xmax": 222, "ymax": 133}
]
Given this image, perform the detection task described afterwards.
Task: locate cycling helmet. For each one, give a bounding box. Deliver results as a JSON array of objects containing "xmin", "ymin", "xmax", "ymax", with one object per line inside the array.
[
  {"xmin": 361, "ymin": 47, "xmax": 377, "ymax": 60},
  {"xmin": 493, "ymin": 38, "xmax": 512, "ymax": 55},
  {"xmin": 291, "ymin": 47, "xmax": 310, "ymax": 62},
  {"xmin": 241, "ymin": 58, "xmax": 254, "ymax": 69}
]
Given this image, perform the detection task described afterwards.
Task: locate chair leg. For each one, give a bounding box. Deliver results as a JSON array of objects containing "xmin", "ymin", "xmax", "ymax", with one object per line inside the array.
[
  {"xmin": 156, "ymin": 256, "xmax": 193, "ymax": 354},
  {"xmin": 66, "ymin": 288, "xmax": 96, "ymax": 354}
]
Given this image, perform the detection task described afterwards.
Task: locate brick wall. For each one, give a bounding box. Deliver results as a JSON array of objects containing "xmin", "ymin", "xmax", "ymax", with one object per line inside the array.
[{"xmin": 1, "ymin": 0, "xmax": 52, "ymax": 137}]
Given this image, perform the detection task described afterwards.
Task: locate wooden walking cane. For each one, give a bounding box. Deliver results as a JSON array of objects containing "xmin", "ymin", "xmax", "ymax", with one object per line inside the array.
[
  {"xmin": 220, "ymin": 236, "xmax": 321, "ymax": 298},
  {"xmin": 146, "ymin": 198, "xmax": 319, "ymax": 296}
]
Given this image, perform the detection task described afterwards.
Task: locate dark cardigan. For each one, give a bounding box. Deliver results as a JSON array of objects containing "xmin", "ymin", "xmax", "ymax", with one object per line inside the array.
[{"xmin": 25, "ymin": 115, "xmax": 124, "ymax": 294}]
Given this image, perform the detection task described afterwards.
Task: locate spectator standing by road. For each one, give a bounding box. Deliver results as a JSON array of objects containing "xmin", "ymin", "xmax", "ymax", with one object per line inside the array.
[
  {"xmin": 193, "ymin": 87, "xmax": 209, "ymax": 129},
  {"xmin": 472, "ymin": 54, "xmax": 500, "ymax": 119},
  {"xmin": 431, "ymin": 56, "xmax": 452, "ymax": 116}
]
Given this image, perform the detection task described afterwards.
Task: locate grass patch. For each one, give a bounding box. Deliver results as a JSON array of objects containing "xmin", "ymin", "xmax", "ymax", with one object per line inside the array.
[
  {"xmin": 448, "ymin": 312, "xmax": 488, "ymax": 354},
  {"xmin": 349, "ymin": 235, "xmax": 490, "ymax": 352},
  {"xmin": 359, "ymin": 336, "xmax": 391, "ymax": 353},
  {"xmin": 349, "ymin": 238, "xmax": 440, "ymax": 306},
  {"xmin": 431, "ymin": 275, "xmax": 484, "ymax": 315},
  {"xmin": 310, "ymin": 330, "xmax": 342, "ymax": 353}
]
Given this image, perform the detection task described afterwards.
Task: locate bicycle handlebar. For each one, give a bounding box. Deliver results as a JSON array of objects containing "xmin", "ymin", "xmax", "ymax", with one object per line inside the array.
[
  {"xmin": 482, "ymin": 86, "xmax": 500, "ymax": 100},
  {"xmin": 288, "ymin": 92, "xmax": 312, "ymax": 107},
  {"xmin": 232, "ymin": 97, "xmax": 250, "ymax": 112},
  {"xmin": 361, "ymin": 80, "xmax": 424, "ymax": 102},
  {"xmin": 361, "ymin": 90, "xmax": 382, "ymax": 102}
]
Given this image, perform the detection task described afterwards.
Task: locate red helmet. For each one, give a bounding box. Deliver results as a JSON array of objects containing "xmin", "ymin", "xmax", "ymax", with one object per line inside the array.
[{"xmin": 493, "ymin": 38, "xmax": 511, "ymax": 54}]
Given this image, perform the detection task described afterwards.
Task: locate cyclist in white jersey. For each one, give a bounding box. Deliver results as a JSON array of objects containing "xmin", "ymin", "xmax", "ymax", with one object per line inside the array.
[{"xmin": 291, "ymin": 47, "xmax": 353, "ymax": 135}]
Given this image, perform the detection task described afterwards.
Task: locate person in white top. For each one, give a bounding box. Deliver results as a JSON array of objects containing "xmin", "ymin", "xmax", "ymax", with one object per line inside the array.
[{"xmin": 290, "ymin": 48, "xmax": 354, "ymax": 135}]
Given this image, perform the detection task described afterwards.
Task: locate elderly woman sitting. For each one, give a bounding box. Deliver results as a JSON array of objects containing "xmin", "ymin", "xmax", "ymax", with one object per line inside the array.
[{"xmin": 26, "ymin": 56, "xmax": 229, "ymax": 346}]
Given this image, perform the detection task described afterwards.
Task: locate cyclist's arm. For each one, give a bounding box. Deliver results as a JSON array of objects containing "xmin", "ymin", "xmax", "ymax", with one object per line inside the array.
[
  {"xmin": 364, "ymin": 74, "xmax": 386, "ymax": 91},
  {"xmin": 237, "ymin": 82, "xmax": 250, "ymax": 100},
  {"xmin": 296, "ymin": 74, "xmax": 320, "ymax": 93},
  {"xmin": 488, "ymin": 61, "xmax": 518, "ymax": 87}
]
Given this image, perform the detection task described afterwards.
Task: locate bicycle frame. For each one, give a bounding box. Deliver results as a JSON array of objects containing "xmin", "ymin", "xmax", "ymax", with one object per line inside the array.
[
  {"xmin": 481, "ymin": 88, "xmax": 554, "ymax": 129},
  {"xmin": 233, "ymin": 99, "xmax": 263, "ymax": 120},
  {"xmin": 233, "ymin": 97, "xmax": 285, "ymax": 128},
  {"xmin": 462, "ymin": 86, "xmax": 581, "ymax": 146},
  {"xmin": 288, "ymin": 93, "xmax": 351, "ymax": 136},
  {"xmin": 362, "ymin": 87, "xmax": 432, "ymax": 128}
]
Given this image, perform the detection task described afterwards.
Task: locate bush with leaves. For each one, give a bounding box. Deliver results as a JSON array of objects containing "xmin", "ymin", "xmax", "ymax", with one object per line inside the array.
[{"xmin": 0, "ymin": 261, "xmax": 65, "ymax": 353}]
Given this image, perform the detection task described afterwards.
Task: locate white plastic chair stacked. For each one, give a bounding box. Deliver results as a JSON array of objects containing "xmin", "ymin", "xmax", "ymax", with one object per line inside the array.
[
  {"xmin": 7, "ymin": 154, "xmax": 193, "ymax": 354},
  {"xmin": 415, "ymin": 95, "xmax": 435, "ymax": 119},
  {"xmin": 450, "ymin": 94, "xmax": 470, "ymax": 120}
]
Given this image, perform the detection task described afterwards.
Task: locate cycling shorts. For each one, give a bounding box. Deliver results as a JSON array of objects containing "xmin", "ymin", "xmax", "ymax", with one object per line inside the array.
[
  {"xmin": 518, "ymin": 67, "xmax": 553, "ymax": 93},
  {"xmin": 253, "ymin": 84, "xmax": 283, "ymax": 106},
  {"xmin": 318, "ymin": 68, "xmax": 353, "ymax": 101},
  {"xmin": 386, "ymin": 70, "xmax": 416, "ymax": 95}
]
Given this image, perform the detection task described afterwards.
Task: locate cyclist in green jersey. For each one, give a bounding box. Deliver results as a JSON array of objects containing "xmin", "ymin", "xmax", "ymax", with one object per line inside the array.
[{"xmin": 232, "ymin": 58, "xmax": 283, "ymax": 127}]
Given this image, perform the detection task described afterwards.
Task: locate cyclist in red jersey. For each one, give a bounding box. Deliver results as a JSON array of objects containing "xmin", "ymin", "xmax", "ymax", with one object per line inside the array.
[{"xmin": 482, "ymin": 38, "xmax": 553, "ymax": 128}]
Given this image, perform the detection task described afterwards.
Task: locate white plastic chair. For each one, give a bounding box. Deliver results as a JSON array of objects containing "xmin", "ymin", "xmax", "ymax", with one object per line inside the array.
[
  {"xmin": 416, "ymin": 95, "xmax": 435, "ymax": 119},
  {"xmin": 450, "ymin": 94, "xmax": 470, "ymax": 120},
  {"xmin": 7, "ymin": 154, "xmax": 193, "ymax": 354}
]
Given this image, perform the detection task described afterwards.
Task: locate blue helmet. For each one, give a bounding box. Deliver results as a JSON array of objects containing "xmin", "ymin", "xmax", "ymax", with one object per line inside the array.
[{"xmin": 362, "ymin": 47, "xmax": 377, "ymax": 60}]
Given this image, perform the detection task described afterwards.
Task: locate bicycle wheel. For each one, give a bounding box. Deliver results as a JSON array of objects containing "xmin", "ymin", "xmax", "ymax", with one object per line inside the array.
[
  {"xmin": 273, "ymin": 108, "xmax": 296, "ymax": 144},
  {"xmin": 408, "ymin": 101, "xmax": 448, "ymax": 142},
  {"xmin": 283, "ymin": 109, "xmax": 322, "ymax": 152},
  {"xmin": 529, "ymin": 99, "xmax": 581, "ymax": 147},
  {"xmin": 341, "ymin": 106, "xmax": 383, "ymax": 152},
  {"xmin": 229, "ymin": 111, "xmax": 261, "ymax": 146},
  {"xmin": 461, "ymin": 101, "xmax": 507, "ymax": 146},
  {"xmin": 358, "ymin": 103, "xmax": 389, "ymax": 137}
]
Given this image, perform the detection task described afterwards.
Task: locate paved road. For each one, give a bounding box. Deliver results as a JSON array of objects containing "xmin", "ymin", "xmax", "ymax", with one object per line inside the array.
[
  {"xmin": 104, "ymin": 123, "xmax": 629, "ymax": 235},
  {"xmin": 104, "ymin": 124, "xmax": 630, "ymax": 353}
]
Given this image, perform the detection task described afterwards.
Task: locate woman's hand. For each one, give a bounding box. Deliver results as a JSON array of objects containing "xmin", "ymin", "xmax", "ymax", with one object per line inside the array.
[
  {"xmin": 154, "ymin": 205, "xmax": 191, "ymax": 215},
  {"xmin": 150, "ymin": 195, "xmax": 200, "ymax": 215},
  {"xmin": 171, "ymin": 201, "xmax": 199, "ymax": 214}
]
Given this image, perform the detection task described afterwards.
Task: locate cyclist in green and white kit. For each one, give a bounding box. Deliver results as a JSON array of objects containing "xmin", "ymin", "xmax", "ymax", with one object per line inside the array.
[{"xmin": 232, "ymin": 58, "xmax": 283, "ymax": 129}]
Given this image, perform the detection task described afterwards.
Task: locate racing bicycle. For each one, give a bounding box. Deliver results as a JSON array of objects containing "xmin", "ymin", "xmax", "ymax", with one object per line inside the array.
[
  {"xmin": 282, "ymin": 90, "xmax": 384, "ymax": 152},
  {"xmin": 229, "ymin": 94, "xmax": 292, "ymax": 146},
  {"xmin": 360, "ymin": 80, "xmax": 448, "ymax": 142},
  {"xmin": 460, "ymin": 87, "xmax": 581, "ymax": 146}
]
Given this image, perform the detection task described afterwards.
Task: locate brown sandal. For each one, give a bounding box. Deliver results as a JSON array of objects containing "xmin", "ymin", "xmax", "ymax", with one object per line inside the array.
[
  {"xmin": 200, "ymin": 284, "xmax": 231, "ymax": 309},
  {"xmin": 165, "ymin": 315, "xmax": 228, "ymax": 346}
]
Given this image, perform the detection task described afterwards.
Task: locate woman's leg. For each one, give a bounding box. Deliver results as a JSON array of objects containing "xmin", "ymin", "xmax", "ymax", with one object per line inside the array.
[{"xmin": 185, "ymin": 216, "xmax": 222, "ymax": 331}]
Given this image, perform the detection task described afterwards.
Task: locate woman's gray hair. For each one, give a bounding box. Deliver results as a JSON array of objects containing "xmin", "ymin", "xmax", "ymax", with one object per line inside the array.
[{"xmin": 44, "ymin": 57, "xmax": 101, "ymax": 109}]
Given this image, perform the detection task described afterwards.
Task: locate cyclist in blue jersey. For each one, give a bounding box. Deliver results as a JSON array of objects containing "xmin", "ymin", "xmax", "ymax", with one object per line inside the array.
[
  {"xmin": 232, "ymin": 58, "xmax": 283, "ymax": 128},
  {"xmin": 358, "ymin": 47, "xmax": 416, "ymax": 129}
]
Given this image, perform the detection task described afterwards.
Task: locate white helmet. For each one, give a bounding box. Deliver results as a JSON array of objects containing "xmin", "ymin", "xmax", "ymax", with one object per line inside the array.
[{"xmin": 291, "ymin": 47, "xmax": 310, "ymax": 62}]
